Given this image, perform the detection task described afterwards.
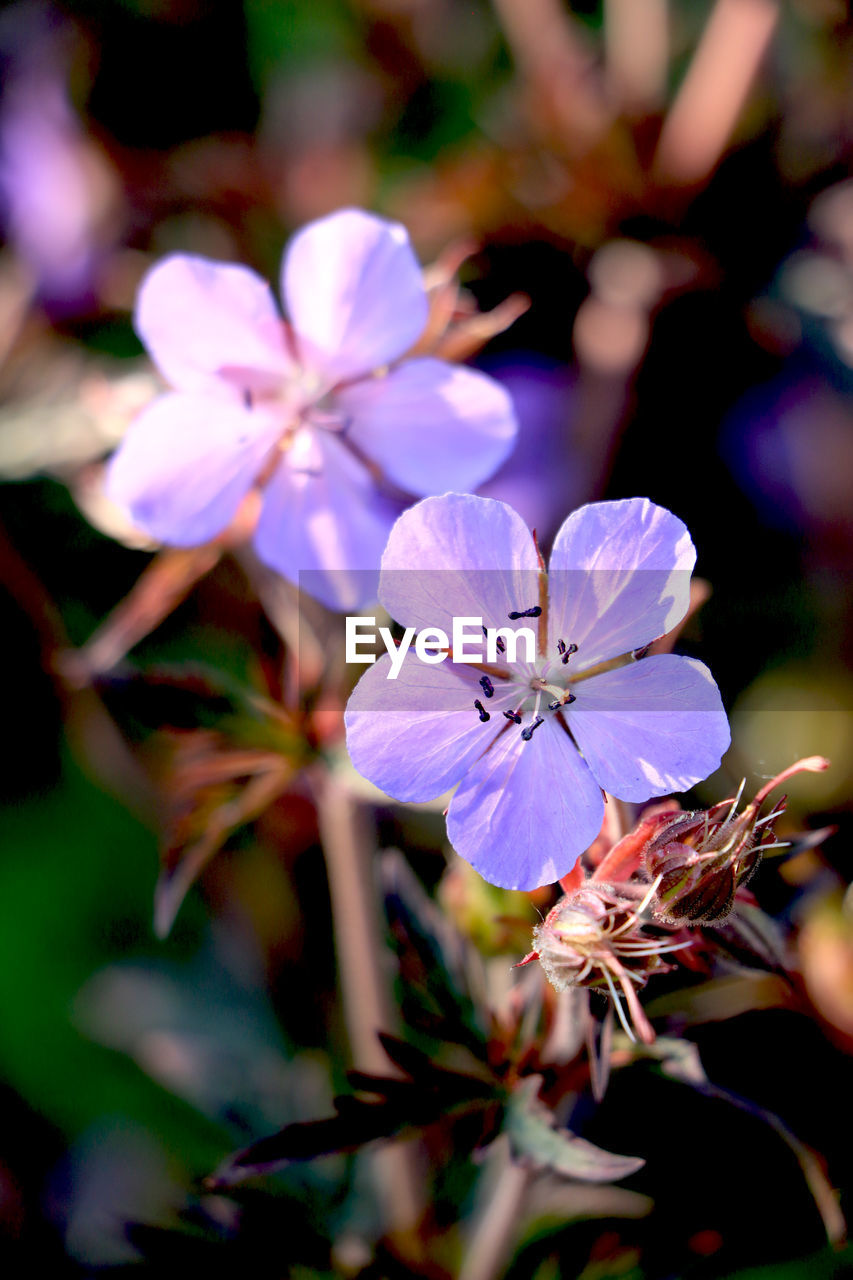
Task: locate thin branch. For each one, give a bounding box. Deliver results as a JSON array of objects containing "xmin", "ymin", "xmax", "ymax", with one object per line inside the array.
[
  {"xmin": 653, "ymin": 0, "xmax": 780, "ymax": 187},
  {"xmin": 459, "ymin": 1137, "xmax": 532, "ymax": 1280},
  {"xmin": 605, "ymin": 0, "xmax": 669, "ymax": 116}
]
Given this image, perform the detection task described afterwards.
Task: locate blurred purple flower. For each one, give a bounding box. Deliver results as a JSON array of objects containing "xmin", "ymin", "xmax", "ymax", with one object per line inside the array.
[
  {"xmin": 107, "ymin": 209, "xmax": 517, "ymax": 610},
  {"xmin": 345, "ymin": 494, "xmax": 729, "ymax": 889},
  {"xmin": 476, "ymin": 357, "xmax": 587, "ymax": 545},
  {"xmin": 0, "ymin": 3, "xmax": 115, "ymax": 313}
]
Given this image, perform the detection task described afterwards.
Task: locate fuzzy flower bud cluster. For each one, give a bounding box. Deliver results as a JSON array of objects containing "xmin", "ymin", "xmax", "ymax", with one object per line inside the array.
[
  {"xmin": 525, "ymin": 758, "xmax": 830, "ymax": 1043},
  {"xmin": 644, "ymin": 757, "xmax": 830, "ymax": 926},
  {"xmin": 524, "ymin": 879, "xmax": 691, "ymax": 1044}
]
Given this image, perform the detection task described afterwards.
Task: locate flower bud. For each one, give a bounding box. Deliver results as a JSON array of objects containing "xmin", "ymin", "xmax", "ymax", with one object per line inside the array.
[{"xmin": 644, "ymin": 757, "xmax": 830, "ymax": 927}]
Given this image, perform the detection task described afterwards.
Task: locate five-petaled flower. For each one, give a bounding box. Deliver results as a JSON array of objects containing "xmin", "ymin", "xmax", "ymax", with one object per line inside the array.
[
  {"xmin": 345, "ymin": 493, "xmax": 730, "ymax": 890},
  {"xmin": 107, "ymin": 209, "xmax": 517, "ymax": 610}
]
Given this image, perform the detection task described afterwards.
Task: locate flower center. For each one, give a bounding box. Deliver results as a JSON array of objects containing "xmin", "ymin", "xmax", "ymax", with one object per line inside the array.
[
  {"xmin": 269, "ymin": 375, "xmax": 350, "ymax": 473},
  {"xmin": 469, "ymin": 600, "xmax": 578, "ymax": 742}
]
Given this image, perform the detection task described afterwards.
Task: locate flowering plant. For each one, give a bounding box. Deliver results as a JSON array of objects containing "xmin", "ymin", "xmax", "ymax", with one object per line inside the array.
[
  {"xmin": 5, "ymin": 57, "xmax": 846, "ymax": 1262},
  {"xmin": 346, "ymin": 492, "xmax": 730, "ymax": 889},
  {"xmin": 107, "ymin": 209, "xmax": 517, "ymax": 610}
]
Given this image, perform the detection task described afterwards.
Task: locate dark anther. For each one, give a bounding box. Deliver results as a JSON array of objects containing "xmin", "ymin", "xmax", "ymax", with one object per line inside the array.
[
  {"xmin": 474, "ymin": 699, "xmax": 490, "ymax": 723},
  {"xmin": 521, "ymin": 715, "xmax": 545, "ymax": 741},
  {"xmin": 557, "ymin": 639, "xmax": 566, "ymax": 655},
  {"xmin": 482, "ymin": 625, "xmax": 505, "ymax": 655},
  {"xmin": 243, "ymin": 388, "xmax": 253, "ymax": 409},
  {"xmin": 561, "ymin": 642, "xmax": 578, "ymax": 665},
  {"xmin": 479, "ymin": 676, "xmax": 494, "ymax": 699},
  {"xmin": 508, "ymin": 605, "xmax": 542, "ymax": 620},
  {"xmin": 503, "ymin": 709, "xmax": 522, "ymax": 724},
  {"xmin": 548, "ymin": 692, "xmax": 576, "ymax": 711}
]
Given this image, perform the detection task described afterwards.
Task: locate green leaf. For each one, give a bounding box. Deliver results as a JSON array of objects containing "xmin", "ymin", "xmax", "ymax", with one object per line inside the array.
[
  {"xmin": 626, "ymin": 1035, "xmax": 708, "ymax": 1087},
  {"xmin": 719, "ymin": 899, "xmax": 792, "ymax": 971},
  {"xmin": 503, "ymin": 1078, "xmax": 645, "ymax": 1184},
  {"xmin": 644, "ymin": 970, "xmax": 794, "ymax": 1024},
  {"xmin": 382, "ymin": 851, "xmax": 488, "ymax": 1054}
]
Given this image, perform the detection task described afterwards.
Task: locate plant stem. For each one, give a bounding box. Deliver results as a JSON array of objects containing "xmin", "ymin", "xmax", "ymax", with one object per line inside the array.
[
  {"xmin": 459, "ymin": 1139, "xmax": 531, "ymax": 1280},
  {"xmin": 313, "ymin": 770, "xmax": 424, "ymax": 1238}
]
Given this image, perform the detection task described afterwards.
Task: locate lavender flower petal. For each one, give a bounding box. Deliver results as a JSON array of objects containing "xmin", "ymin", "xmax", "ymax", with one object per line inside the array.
[
  {"xmin": 378, "ymin": 494, "xmax": 541, "ymax": 638},
  {"xmin": 446, "ymin": 719, "xmax": 606, "ymax": 890},
  {"xmin": 547, "ymin": 498, "xmax": 697, "ymax": 669},
  {"xmin": 107, "ymin": 393, "xmax": 279, "ymax": 545},
  {"xmin": 282, "ymin": 208, "xmax": 428, "ymax": 383},
  {"xmin": 567, "ymin": 655, "xmax": 731, "ymax": 801},
  {"xmin": 337, "ymin": 358, "xmax": 517, "ymax": 496},
  {"xmin": 345, "ymin": 654, "xmax": 518, "ymax": 802}
]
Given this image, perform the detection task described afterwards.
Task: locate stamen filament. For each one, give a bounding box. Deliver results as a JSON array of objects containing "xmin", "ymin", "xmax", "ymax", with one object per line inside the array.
[
  {"xmin": 723, "ymin": 777, "xmax": 747, "ymax": 825},
  {"xmin": 754, "ymin": 808, "xmax": 784, "ymax": 828},
  {"xmin": 615, "ymin": 941, "xmax": 694, "ymax": 956},
  {"xmin": 602, "ymin": 967, "xmax": 636, "ymax": 1042},
  {"xmin": 610, "ymin": 956, "xmax": 656, "ymax": 1044},
  {"xmin": 607, "ymin": 876, "xmax": 663, "ymax": 938}
]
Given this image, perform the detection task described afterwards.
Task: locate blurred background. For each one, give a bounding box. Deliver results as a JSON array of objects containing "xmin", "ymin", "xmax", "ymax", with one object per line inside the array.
[{"xmin": 1, "ymin": 0, "xmax": 853, "ymax": 1275}]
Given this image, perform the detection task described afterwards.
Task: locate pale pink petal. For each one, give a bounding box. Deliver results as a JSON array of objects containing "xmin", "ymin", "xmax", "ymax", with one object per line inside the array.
[
  {"xmin": 135, "ymin": 254, "xmax": 292, "ymax": 395},
  {"xmin": 337, "ymin": 358, "xmax": 517, "ymax": 495},
  {"xmin": 282, "ymin": 209, "xmax": 428, "ymax": 383},
  {"xmin": 254, "ymin": 431, "xmax": 402, "ymax": 611},
  {"xmin": 107, "ymin": 393, "xmax": 280, "ymax": 545}
]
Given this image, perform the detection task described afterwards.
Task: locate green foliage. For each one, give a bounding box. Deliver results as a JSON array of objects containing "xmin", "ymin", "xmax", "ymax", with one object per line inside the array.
[
  {"xmin": 243, "ymin": 0, "xmax": 360, "ymax": 90},
  {"xmin": 0, "ymin": 749, "xmax": 225, "ymax": 1170},
  {"xmin": 504, "ymin": 1077, "xmax": 645, "ymax": 1184}
]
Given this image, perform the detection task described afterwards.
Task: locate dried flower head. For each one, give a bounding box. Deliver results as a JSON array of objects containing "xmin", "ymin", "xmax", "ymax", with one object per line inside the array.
[
  {"xmin": 525, "ymin": 880, "xmax": 692, "ymax": 1043},
  {"xmin": 644, "ymin": 757, "xmax": 830, "ymax": 927}
]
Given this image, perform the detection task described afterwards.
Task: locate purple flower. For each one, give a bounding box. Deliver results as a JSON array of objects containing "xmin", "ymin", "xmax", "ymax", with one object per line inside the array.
[
  {"xmin": 475, "ymin": 356, "xmax": 587, "ymax": 544},
  {"xmin": 0, "ymin": 71, "xmax": 105, "ymax": 311},
  {"xmin": 106, "ymin": 209, "xmax": 517, "ymax": 610},
  {"xmin": 345, "ymin": 494, "xmax": 730, "ymax": 890}
]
